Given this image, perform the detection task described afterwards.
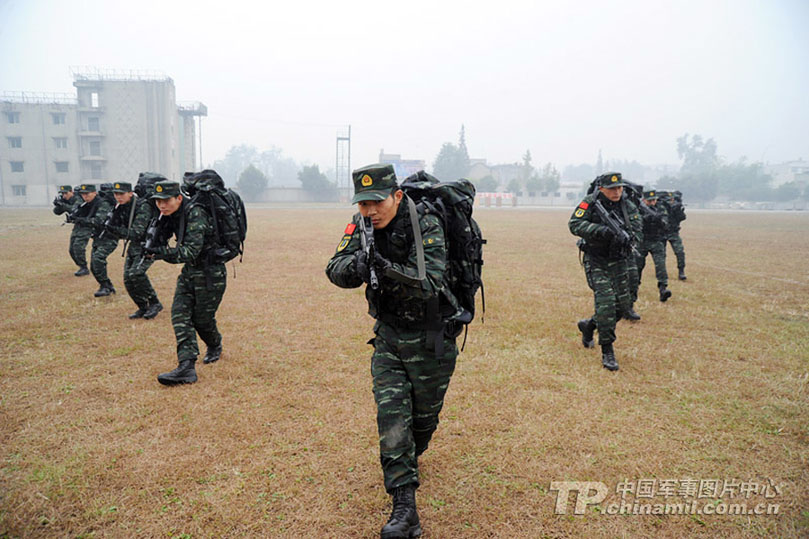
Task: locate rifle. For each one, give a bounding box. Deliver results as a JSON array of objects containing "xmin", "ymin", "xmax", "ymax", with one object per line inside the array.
[
  {"xmin": 62, "ymin": 202, "xmax": 83, "ymax": 226},
  {"xmin": 98, "ymin": 204, "xmax": 120, "ymax": 239},
  {"xmin": 358, "ymin": 216, "xmax": 379, "ymax": 290},
  {"xmin": 138, "ymin": 216, "xmax": 167, "ymax": 267},
  {"xmin": 592, "ymin": 199, "xmax": 641, "ymax": 258}
]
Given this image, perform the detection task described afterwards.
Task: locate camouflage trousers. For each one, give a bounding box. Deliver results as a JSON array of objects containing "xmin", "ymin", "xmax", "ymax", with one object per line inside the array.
[
  {"xmin": 666, "ymin": 232, "xmax": 686, "ymax": 270},
  {"xmin": 583, "ymin": 254, "xmax": 631, "ymax": 345},
  {"xmin": 123, "ymin": 246, "xmax": 158, "ymax": 310},
  {"xmin": 69, "ymin": 226, "xmax": 93, "ymax": 268},
  {"xmin": 91, "ymin": 237, "xmax": 119, "ymax": 285},
  {"xmin": 637, "ymin": 239, "xmax": 668, "ymax": 289},
  {"xmin": 371, "ymin": 320, "xmax": 458, "ymax": 493},
  {"xmin": 626, "ymin": 255, "xmax": 640, "ymax": 303},
  {"xmin": 171, "ymin": 263, "xmax": 227, "ymax": 361}
]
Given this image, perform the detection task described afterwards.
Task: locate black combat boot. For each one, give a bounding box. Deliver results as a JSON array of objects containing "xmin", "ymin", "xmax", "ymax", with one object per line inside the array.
[
  {"xmin": 157, "ymin": 359, "xmax": 197, "ymax": 386},
  {"xmin": 678, "ymin": 268, "xmax": 687, "ymax": 281},
  {"xmin": 577, "ymin": 318, "xmax": 596, "ymax": 348},
  {"xmin": 74, "ymin": 266, "xmax": 89, "ymax": 277},
  {"xmin": 94, "ymin": 281, "xmax": 116, "ymax": 297},
  {"xmin": 659, "ymin": 285, "xmax": 672, "ymax": 302},
  {"xmin": 601, "ymin": 343, "xmax": 619, "ymax": 371},
  {"xmin": 203, "ymin": 343, "xmax": 222, "ymax": 364},
  {"xmin": 625, "ymin": 309, "xmax": 641, "ymax": 321},
  {"xmin": 381, "ymin": 485, "xmax": 421, "ymax": 539},
  {"xmin": 128, "ymin": 307, "xmax": 146, "ymax": 319},
  {"xmin": 142, "ymin": 302, "xmax": 163, "ymax": 320}
]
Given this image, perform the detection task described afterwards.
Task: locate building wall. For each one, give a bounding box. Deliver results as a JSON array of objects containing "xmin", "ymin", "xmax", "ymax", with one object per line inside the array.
[{"xmin": 0, "ymin": 101, "xmax": 80, "ymax": 205}]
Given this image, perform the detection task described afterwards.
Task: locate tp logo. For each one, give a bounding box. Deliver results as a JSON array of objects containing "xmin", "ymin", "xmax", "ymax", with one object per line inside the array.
[{"xmin": 550, "ymin": 482, "xmax": 609, "ymax": 514}]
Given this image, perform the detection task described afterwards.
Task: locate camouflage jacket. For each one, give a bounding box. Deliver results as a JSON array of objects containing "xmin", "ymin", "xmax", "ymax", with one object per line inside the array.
[
  {"xmin": 159, "ymin": 201, "xmax": 216, "ymax": 268},
  {"xmin": 569, "ymin": 192, "xmax": 641, "ymax": 260},
  {"xmin": 325, "ymin": 197, "xmax": 461, "ymax": 328},
  {"xmin": 70, "ymin": 196, "xmax": 102, "ymax": 231},
  {"xmin": 105, "ymin": 197, "xmax": 155, "ymax": 244},
  {"xmin": 52, "ymin": 194, "xmax": 81, "ymax": 216},
  {"xmin": 90, "ymin": 197, "xmax": 115, "ymax": 238},
  {"xmin": 641, "ymin": 202, "xmax": 669, "ymax": 242}
]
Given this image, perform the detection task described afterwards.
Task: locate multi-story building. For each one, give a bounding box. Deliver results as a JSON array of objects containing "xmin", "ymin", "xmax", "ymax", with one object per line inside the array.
[{"xmin": 0, "ymin": 68, "xmax": 206, "ymax": 205}]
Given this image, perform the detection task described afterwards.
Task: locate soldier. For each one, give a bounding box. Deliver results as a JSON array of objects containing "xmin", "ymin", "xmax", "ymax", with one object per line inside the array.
[
  {"xmin": 637, "ymin": 190, "xmax": 672, "ymax": 302},
  {"xmin": 88, "ymin": 183, "xmax": 118, "ymax": 297},
  {"xmin": 621, "ymin": 181, "xmax": 644, "ymax": 321},
  {"xmin": 68, "ymin": 184, "xmax": 103, "ymax": 278},
  {"xmin": 102, "ymin": 181, "xmax": 163, "ymax": 319},
  {"xmin": 326, "ymin": 164, "xmax": 464, "ymax": 538},
  {"xmin": 663, "ymin": 190, "xmax": 687, "ymax": 280},
  {"xmin": 52, "ymin": 185, "xmax": 86, "ymax": 275},
  {"xmin": 145, "ymin": 181, "xmax": 227, "ymax": 386},
  {"xmin": 569, "ymin": 172, "xmax": 636, "ymax": 371}
]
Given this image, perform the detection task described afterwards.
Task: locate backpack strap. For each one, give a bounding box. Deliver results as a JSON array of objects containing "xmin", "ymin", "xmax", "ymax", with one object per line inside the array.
[{"xmin": 406, "ymin": 195, "xmax": 426, "ymax": 282}]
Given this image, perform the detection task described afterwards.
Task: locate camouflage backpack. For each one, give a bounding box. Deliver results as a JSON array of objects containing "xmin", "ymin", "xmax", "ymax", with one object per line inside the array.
[
  {"xmin": 401, "ymin": 171, "xmax": 486, "ymax": 331},
  {"xmin": 183, "ymin": 169, "xmax": 247, "ymax": 263}
]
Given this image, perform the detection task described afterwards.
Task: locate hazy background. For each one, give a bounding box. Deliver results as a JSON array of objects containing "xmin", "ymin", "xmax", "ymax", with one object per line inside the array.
[{"xmin": 1, "ymin": 0, "xmax": 807, "ymax": 171}]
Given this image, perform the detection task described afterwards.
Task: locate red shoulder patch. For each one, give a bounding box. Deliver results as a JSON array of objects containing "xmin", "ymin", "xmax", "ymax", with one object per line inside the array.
[
  {"xmin": 344, "ymin": 223, "xmax": 357, "ymax": 235},
  {"xmin": 578, "ymin": 201, "xmax": 589, "ymax": 209}
]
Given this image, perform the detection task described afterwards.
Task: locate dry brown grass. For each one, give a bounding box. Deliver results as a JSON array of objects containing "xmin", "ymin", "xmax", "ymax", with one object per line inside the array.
[{"xmin": 1, "ymin": 206, "xmax": 807, "ymax": 538}]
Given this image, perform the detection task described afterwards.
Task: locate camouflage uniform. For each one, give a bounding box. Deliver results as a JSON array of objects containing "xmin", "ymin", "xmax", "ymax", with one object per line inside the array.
[
  {"xmin": 52, "ymin": 187, "xmax": 85, "ymax": 270},
  {"xmin": 103, "ymin": 184, "xmax": 161, "ymax": 312},
  {"xmin": 66, "ymin": 185, "xmax": 103, "ymax": 271},
  {"xmin": 623, "ymin": 196, "xmax": 643, "ymax": 305},
  {"xmin": 569, "ymin": 189, "xmax": 635, "ymax": 346},
  {"xmin": 636, "ymin": 191, "xmax": 669, "ymax": 292},
  {"xmin": 662, "ymin": 192, "xmax": 687, "ymax": 277},
  {"xmin": 326, "ymin": 165, "xmax": 461, "ymax": 496},
  {"xmin": 158, "ymin": 198, "xmax": 226, "ymax": 363},
  {"xmin": 89, "ymin": 193, "xmax": 119, "ymax": 292}
]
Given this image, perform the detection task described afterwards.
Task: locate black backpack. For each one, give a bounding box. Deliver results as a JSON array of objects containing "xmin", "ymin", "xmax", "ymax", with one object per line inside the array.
[
  {"xmin": 134, "ymin": 172, "xmax": 166, "ymax": 200},
  {"xmin": 184, "ymin": 169, "xmax": 247, "ymax": 263},
  {"xmin": 401, "ymin": 171, "xmax": 486, "ymax": 328}
]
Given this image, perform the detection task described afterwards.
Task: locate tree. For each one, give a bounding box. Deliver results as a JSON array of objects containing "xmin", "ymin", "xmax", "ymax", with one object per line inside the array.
[
  {"xmin": 526, "ymin": 174, "xmax": 542, "ymax": 196},
  {"xmin": 522, "ymin": 149, "xmax": 534, "ymax": 182},
  {"xmin": 596, "ymin": 149, "xmax": 604, "ymax": 175},
  {"xmin": 472, "ymin": 175, "xmax": 498, "ymax": 192},
  {"xmin": 298, "ymin": 165, "xmax": 338, "ymax": 202},
  {"xmin": 539, "ymin": 162, "xmax": 560, "ymax": 194},
  {"xmin": 506, "ymin": 178, "xmax": 522, "ymax": 195},
  {"xmin": 236, "ymin": 164, "xmax": 268, "ymax": 202},
  {"xmin": 212, "ymin": 144, "xmax": 260, "ymax": 186},
  {"xmin": 774, "ymin": 181, "xmax": 801, "ymax": 202},
  {"xmin": 432, "ymin": 126, "xmax": 471, "ymax": 180}
]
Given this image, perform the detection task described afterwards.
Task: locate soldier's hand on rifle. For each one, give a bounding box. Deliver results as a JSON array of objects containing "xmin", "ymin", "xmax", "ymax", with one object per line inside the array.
[
  {"xmin": 354, "ymin": 251, "xmax": 372, "ymax": 284},
  {"xmin": 372, "ymin": 251, "xmax": 392, "ymax": 274},
  {"xmin": 610, "ymin": 233, "xmax": 631, "ymax": 252},
  {"xmin": 144, "ymin": 245, "xmax": 169, "ymax": 260}
]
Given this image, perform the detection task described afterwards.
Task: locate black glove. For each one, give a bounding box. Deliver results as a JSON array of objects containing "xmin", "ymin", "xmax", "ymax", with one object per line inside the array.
[
  {"xmin": 373, "ymin": 251, "xmax": 392, "ymax": 274},
  {"xmin": 354, "ymin": 251, "xmax": 371, "ymax": 284},
  {"xmin": 610, "ymin": 233, "xmax": 631, "ymax": 252},
  {"xmin": 73, "ymin": 216, "xmax": 88, "ymax": 226}
]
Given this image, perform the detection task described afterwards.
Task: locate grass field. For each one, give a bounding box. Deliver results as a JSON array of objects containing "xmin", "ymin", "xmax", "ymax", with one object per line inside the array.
[{"xmin": 1, "ymin": 206, "xmax": 808, "ymax": 538}]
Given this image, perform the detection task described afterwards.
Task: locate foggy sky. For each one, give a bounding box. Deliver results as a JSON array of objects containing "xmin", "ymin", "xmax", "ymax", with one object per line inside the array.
[{"xmin": 1, "ymin": 0, "xmax": 807, "ymax": 173}]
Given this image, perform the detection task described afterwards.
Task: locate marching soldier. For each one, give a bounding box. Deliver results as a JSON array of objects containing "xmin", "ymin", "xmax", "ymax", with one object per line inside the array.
[
  {"xmin": 637, "ymin": 190, "xmax": 672, "ymax": 302},
  {"xmin": 68, "ymin": 184, "xmax": 103, "ymax": 278},
  {"xmin": 326, "ymin": 164, "xmax": 464, "ymax": 538},
  {"xmin": 569, "ymin": 172, "xmax": 637, "ymax": 371},
  {"xmin": 146, "ymin": 181, "xmax": 227, "ymax": 386},
  {"xmin": 52, "ymin": 185, "xmax": 86, "ymax": 275},
  {"xmin": 663, "ymin": 190, "xmax": 688, "ymax": 280},
  {"xmin": 102, "ymin": 181, "xmax": 163, "ymax": 319},
  {"xmin": 89, "ymin": 184, "xmax": 118, "ymax": 297}
]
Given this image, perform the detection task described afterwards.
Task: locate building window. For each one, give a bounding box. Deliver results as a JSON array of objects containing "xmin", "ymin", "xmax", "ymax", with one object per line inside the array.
[
  {"xmin": 55, "ymin": 161, "xmax": 69, "ymax": 173},
  {"xmin": 91, "ymin": 163, "xmax": 103, "ymax": 180},
  {"xmin": 88, "ymin": 117, "xmax": 99, "ymax": 131},
  {"xmin": 91, "ymin": 92, "xmax": 99, "ymax": 108},
  {"xmin": 554, "ymin": 192, "xmax": 561, "ymax": 197},
  {"xmin": 51, "ymin": 113, "xmax": 66, "ymax": 125},
  {"xmin": 12, "ymin": 185, "xmax": 26, "ymax": 196},
  {"xmin": 5, "ymin": 111, "xmax": 20, "ymax": 123},
  {"xmin": 10, "ymin": 161, "xmax": 24, "ymax": 172},
  {"xmin": 7, "ymin": 136, "xmax": 22, "ymax": 148},
  {"xmin": 54, "ymin": 137, "xmax": 68, "ymax": 149},
  {"xmin": 89, "ymin": 141, "xmax": 101, "ymax": 156}
]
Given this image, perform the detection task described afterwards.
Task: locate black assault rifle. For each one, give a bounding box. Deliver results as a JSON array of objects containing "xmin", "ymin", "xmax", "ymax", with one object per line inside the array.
[
  {"xmin": 138, "ymin": 216, "xmax": 170, "ymax": 267},
  {"xmin": 358, "ymin": 216, "xmax": 379, "ymax": 290},
  {"xmin": 592, "ymin": 199, "xmax": 641, "ymax": 258}
]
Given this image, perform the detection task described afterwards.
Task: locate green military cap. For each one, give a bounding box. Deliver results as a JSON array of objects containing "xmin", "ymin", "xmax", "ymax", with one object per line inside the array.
[
  {"xmin": 643, "ymin": 190, "xmax": 659, "ymax": 200},
  {"xmin": 58, "ymin": 184, "xmax": 72, "ymax": 193},
  {"xmin": 597, "ymin": 172, "xmax": 628, "ymax": 188},
  {"xmin": 77, "ymin": 184, "xmax": 96, "ymax": 193},
  {"xmin": 151, "ymin": 180, "xmax": 182, "ymax": 199},
  {"xmin": 111, "ymin": 181, "xmax": 132, "ymax": 193},
  {"xmin": 351, "ymin": 163, "xmax": 398, "ymax": 204}
]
